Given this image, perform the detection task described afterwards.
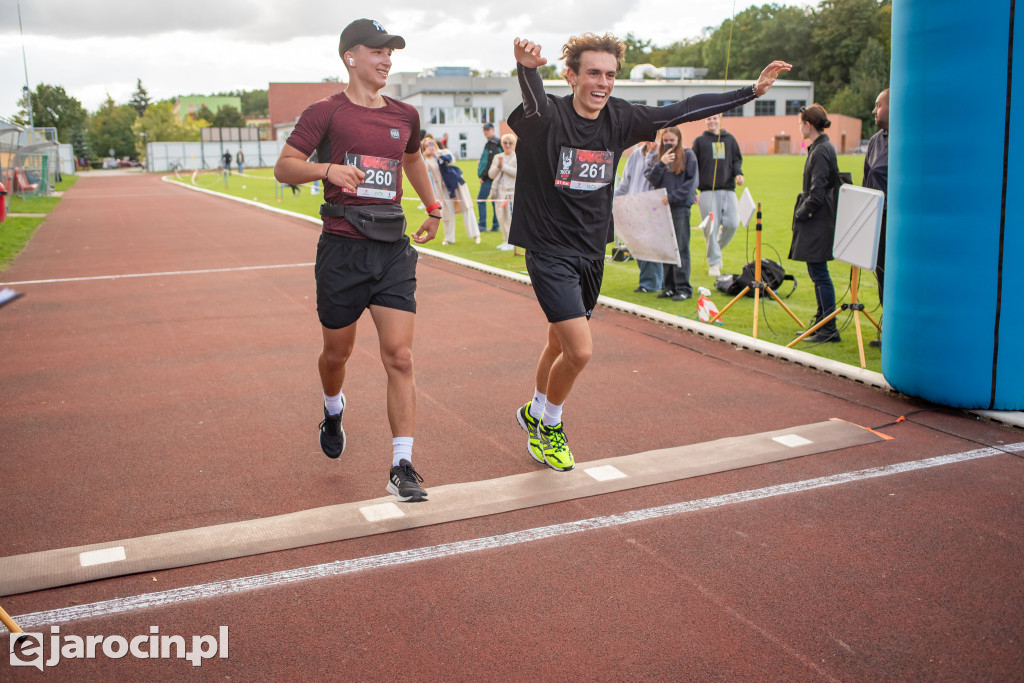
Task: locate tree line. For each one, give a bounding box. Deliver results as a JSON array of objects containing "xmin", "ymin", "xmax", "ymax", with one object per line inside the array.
[
  {"xmin": 10, "ymin": 79, "xmax": 269, "ymax": 163},
  {"xmin": 9, "ymin": 0, "xmax": 889, "ymax": 161},
  {"xmin": 622, "ymin": 0, "xmax": 891, "ymax": 135}
]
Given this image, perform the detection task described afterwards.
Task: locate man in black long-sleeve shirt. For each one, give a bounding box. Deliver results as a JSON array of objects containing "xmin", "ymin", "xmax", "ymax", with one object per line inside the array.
[{"xmin": 509, "ymin": 33, "xmax": 791, "ymax": 471}]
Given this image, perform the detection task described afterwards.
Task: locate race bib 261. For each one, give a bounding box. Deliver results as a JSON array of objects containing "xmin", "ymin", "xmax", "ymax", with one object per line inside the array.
[{"xmin": 555, "ymin": 147, "xmax": 614, "ymax": 191}]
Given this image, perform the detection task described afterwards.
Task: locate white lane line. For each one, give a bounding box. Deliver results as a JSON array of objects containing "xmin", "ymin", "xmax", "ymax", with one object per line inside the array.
[
  {"xmin": 6, "ymin": 443, "xmax": 1020, "ymax": 631},
  {"xmin": 1, "ymin": 263, "xmax": 315, "ymax": 286}
]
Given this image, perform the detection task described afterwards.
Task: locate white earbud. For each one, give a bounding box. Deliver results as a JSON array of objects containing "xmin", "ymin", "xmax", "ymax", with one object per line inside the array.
[{"xmin": 348, "ymin": 58, "xmax": 355, "ymax": 66}]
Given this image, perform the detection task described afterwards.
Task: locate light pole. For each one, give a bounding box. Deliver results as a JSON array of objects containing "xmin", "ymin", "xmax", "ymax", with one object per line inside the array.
[{"xmin": 18, "ymin": 1, "xmax": 34, "ymax": 129}]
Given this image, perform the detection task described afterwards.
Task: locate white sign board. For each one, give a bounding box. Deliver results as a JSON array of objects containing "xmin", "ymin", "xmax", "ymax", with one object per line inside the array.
[
  {"xmin": 737, "ymin": 187, "xmax": 757, "ymax": 227},
  {"xmin": 834, "ymin": 185, "xmax": 885, "ymax": 270},
  {"xmin": 612, "ymin": 188, "xmax": 681, "ymax": 266}
]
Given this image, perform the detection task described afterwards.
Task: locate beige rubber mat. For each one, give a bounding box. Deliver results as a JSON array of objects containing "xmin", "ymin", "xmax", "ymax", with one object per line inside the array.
[{"xmin": 0, "ymin": 419, "xmax": 885, "ymax": 596}]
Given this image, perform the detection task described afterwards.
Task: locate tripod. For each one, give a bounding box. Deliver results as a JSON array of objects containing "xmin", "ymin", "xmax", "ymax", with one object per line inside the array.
[
  {"xmin": 787, "ymin": 265, "xmax": 881, "ymax": 368},
  {"xmin": 711, "ymin": 203, "xmax": 805, "ymax": 338}
]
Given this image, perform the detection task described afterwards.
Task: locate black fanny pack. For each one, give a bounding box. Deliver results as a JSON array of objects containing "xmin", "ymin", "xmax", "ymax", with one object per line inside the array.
[{"xmin": 321, "ymin": 203, "xmax": 406, "ymax": 242}]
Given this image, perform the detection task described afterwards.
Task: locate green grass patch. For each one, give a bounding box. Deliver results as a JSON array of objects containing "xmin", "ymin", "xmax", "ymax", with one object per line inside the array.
[
  {"xmin": 170, "ymin": 154, "xmax": 881, "ymax": 372},
  {"xmin": 1, "ymin": 175, "xmax": 79, "ymax": 271}
]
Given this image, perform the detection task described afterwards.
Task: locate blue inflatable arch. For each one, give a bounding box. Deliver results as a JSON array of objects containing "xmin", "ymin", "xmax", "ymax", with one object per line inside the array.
[{"xmin": 886, "ymin": 0, "xmax": 1023, "ymax": 409}]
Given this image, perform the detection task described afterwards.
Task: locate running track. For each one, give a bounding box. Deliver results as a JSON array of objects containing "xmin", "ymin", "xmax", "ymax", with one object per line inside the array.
[{"xmin": 0, "ymin": 172, "xmax": 1021, "ymax": 680}]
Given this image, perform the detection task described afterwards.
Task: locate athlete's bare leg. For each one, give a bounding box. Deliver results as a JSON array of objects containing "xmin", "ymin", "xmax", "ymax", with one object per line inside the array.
[
  {"xmin": 319, "ymin": 323, "xmax": 358, "ymax": 397},
  {"xmin": 535, "ymin": 317, "xmax": 593, "ymax": 406},
  {"xmin": 369, "ymin": 305, "xmax": 417, "ymax": 437}
]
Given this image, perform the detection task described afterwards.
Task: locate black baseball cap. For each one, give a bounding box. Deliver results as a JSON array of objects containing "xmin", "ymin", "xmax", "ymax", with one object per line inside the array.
[{"xmin": 339, "ymin": 19, "xmax": 406, "ymax": 55}]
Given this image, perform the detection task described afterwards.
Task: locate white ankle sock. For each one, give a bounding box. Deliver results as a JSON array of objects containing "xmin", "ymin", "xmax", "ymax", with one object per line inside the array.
[
  {"xmin": 324, "ymin": 391, "xmax": 345, "ymax": 415},
  {"xmin": 541, "ymin": 401, "xmax": 563, "ymax": 427},
  {"xmin": 530, "ymin": 390, "xmax": 546, "ymax": 419},
  {"xmin": 393, "ymin": 437, "xmax": 413, "ymax": 467}
]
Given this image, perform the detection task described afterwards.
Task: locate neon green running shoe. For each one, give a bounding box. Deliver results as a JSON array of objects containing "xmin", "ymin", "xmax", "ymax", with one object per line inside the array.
[
  {"xmin": 537, "ymin": 421, "xmax": 574, "ymax": 472},
  {"xmin": 516, "ymin": 402, "xmax": 544, "ymax": 464}
]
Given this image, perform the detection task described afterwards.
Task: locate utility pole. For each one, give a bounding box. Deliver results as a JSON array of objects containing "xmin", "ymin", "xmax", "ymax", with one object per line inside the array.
[{"xmin": 18, "ymin": 0, "xmax": 34, "ymax": 128}]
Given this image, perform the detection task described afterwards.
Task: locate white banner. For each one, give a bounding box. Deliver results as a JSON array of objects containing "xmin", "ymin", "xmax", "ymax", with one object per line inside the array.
[{"xmin": 612, "ymin": 188, "xmax": 680, "ymax": 266}]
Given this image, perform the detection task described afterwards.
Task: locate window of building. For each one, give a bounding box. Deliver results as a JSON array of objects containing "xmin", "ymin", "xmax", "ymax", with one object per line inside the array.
[
  {"xmin": 429, "ymin": 106, "xmax": 496, "ymax": 126},
  {"xmin": 785, "ymin": 100, "xmax": 807, "ymax": 115},
  {"xmin": 754, "ymin": 100, "xmax": 776, "ymax": 116},
  {"xmin": 722, "ymin": 105, "xmax": 743, "ymax": 117}
]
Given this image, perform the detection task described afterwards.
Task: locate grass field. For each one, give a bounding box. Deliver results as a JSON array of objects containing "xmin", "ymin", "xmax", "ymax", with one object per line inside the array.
[
  {"xmin": 1, "ymin": 176, "xmax": 79, "ymax": 271},
  {"xmin": 174, "ymin": 152, "xmax": 882, "ymax": 372}
]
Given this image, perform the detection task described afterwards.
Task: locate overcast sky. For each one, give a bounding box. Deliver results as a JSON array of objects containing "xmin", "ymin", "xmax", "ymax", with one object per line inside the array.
[{"xmin": 1, "ymin": 0, "xmax": 815, "ymax": 119}]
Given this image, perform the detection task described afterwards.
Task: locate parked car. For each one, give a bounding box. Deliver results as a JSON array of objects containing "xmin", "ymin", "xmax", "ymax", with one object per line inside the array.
[{"xmin": 102, "ymin": 157, "xmax": 119, "ymax": 169}]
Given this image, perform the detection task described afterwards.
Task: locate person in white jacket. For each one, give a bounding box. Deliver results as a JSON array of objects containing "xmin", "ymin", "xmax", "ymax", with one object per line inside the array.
[
  {"xmin": 488, "ymin": 134, "xmax": 518, "ymax": 250},
  {"xmin": 422, "ymin": 137, "xmax": 480, "ymax": 245}
]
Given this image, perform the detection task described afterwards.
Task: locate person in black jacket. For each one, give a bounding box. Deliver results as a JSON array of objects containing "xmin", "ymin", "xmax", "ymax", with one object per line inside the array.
[
  {"xmin": 646, "ymin": 126, "xmax": 698, "ymax": 301},
  {"xmin": 863, "ymin": 88, "xmax": 889, "ymax": 348},
  {"xmin": 790, "ymin": 104, "xmax": 841, "ymax": 343}
]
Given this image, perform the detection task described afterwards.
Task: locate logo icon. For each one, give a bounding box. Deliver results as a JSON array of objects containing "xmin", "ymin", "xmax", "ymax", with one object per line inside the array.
[
  {"xmin": 390, "ymin": 128, "xmax": 400, "ymax": 139},
  {"xmin": 9, "ymin": 633, "xmax": 43, "ymax": 671},
  {"xmin": 372, "ymin": 20, "xmax": 385, "ymax": 32}
]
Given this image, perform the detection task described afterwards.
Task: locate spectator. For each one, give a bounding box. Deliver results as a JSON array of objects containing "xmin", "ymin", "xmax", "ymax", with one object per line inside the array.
[
  {"xmin": 614, "ymin": 139, "xmax": 663, "ymax": 293},
  {"xmin": 646, "ymin": 126, "xmax": 698, "ymax": 301},
  {"xmin": 863, "ymin": 88, "xmax": 889, "ymax": 349},
  {"xmin": 222, "ymin": 150, "xmax": 232, "ymax": 174},
  {"xmin": 692, "ymin": 114, "xmax": 744, "ymax": 277},
  {"xmin": 790, "ymin": 103, "xmax": 842, "ymax": 343},
  {"xmin": 236, "ymin": 149, "xmax": 245, "ymax": 174},
  {"xmin": 424, "ymin": 137, "xmax": 481, "ymax": 245},
  {"xmin": 476, "ymin": 123, "xmax": 503, "ymax": 232},
  {"xmin": 488, "ymin": 133, "xmax": 518, "ymax": 250}
]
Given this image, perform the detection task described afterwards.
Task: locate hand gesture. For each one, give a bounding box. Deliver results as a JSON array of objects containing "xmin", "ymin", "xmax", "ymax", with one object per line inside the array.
[
  {"xmin": 328, "ymin": 164, "xmax": 365, "ymax": 193},
  {"xmin": 661, "ymin": 151, "xmax": 675, "ymax": 166},
  {"xmin": 412, "ymin": 215, "xmax": 440, "ymax": 244},
  {"xmin": 514, "ymin": 38, "xmax": 547, "ymax": 69},
  {"xmin": 754, "ymin": 60, "xmax": 793, "ymax": 96}
]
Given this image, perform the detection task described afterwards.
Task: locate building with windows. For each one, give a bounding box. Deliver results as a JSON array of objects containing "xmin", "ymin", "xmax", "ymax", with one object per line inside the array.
[
  {"xmin": 267, "ymin": 72, "xmax": 861, "ymax": 158},
  {"xmin": 381, "ymin": 68, "xmax": 511, "ymax": 159}
]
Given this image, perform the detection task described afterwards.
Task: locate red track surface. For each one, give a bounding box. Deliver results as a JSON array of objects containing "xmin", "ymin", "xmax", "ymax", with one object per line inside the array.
[{"xmin": 1, "ymin": 173, "xmax": 1021, "ymax": 680}]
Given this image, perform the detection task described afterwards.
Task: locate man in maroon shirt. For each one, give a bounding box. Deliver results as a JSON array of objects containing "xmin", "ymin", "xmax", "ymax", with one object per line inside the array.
[{"xmin": 274, "ymin": 18, "xmax": 442, "ymax": 502}]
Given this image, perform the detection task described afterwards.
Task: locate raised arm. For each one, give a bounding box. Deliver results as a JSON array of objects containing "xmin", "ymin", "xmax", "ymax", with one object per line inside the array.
[
  {"xmin": 651, "ymin": 60, "xmax": 793, "ymax": 129},
  {"xmin": 514, "ymin": 37, "xmax": 549, "ymax": 119}
]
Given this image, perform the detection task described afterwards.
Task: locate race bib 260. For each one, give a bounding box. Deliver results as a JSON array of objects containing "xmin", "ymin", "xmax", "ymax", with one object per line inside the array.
[{"xmin": 343, "ymin": 153, "xmax": 399, "ymax": 199}]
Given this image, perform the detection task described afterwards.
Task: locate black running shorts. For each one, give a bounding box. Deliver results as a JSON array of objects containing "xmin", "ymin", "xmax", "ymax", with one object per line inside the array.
[
  {"xmin": 315, "ymin": 233, "xmax": 418, "ymax": 329},
  {"xmin": 525, "ymin": 250, "xmax": 604, "ymax": 323}
]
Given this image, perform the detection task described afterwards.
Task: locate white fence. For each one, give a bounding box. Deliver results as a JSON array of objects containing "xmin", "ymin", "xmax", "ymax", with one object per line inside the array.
[{"xmin": 143, "ymin": 139, "xmax": 286, "ymax": 173}]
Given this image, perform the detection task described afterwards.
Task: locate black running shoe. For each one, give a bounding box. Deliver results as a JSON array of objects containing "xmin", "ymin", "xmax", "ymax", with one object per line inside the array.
[
  {"xmin": 387, "ymin": 459, "xmax": 428, "ymax": 502},
  {"xmin": 318, "ymin": 405, "xmax": 345, "ymax": 458}
]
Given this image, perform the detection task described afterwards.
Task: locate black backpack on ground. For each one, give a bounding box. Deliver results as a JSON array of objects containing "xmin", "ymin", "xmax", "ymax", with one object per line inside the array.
[{"xmin": 715, "ymin": 259, "xmax": 797, "ymax": 298}]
